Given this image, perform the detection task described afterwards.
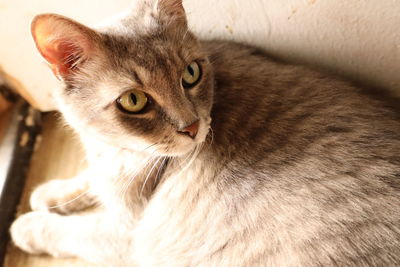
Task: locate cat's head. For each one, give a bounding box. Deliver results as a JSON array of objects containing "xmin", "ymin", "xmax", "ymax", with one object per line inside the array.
[{"xmin": 31, "ymin": 0, "xmax": 213, "ymax": 156}]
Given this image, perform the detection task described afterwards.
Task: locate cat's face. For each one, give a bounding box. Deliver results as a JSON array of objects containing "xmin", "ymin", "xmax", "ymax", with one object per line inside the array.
[{"xmin": 31, "ymin": 0, "xmax": 213, "ymax": 156}]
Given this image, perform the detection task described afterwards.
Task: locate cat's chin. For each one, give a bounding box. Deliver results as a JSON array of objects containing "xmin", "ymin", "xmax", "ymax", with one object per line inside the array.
[
  {"xmin": 155, "ymin": 138, "xmax": 202, "ymax": 157},
  {"xmin": 167, "ymin": 142, "xmax": 201, "ymax": 157},
  {"xmin": 115, "ymin": 134, "xmax": 202, "ymax": 158}
]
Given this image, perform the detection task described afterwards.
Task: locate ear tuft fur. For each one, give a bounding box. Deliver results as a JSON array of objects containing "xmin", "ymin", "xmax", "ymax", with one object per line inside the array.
[{"xmin": 157, "ymin": 0, "xmax": 187, "ymax": 27}]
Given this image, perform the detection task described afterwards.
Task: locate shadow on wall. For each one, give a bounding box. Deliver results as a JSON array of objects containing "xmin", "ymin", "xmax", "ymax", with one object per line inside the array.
[{"xmin": 186, "ymin": 0, "xmax": 400, "ymax": 96}]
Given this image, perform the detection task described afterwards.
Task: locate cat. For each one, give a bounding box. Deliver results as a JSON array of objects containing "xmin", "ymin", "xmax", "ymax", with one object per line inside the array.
[{"xmin": 10, "ymin": 0, "xmax": 400, "ymax": 266}]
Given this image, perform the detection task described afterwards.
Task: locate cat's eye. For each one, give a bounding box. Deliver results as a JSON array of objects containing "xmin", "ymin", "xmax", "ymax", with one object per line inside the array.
[
  {"xmin": 117, "ymin": 89, "xmax": 148, "ymax": 113},
  {"xmin": 182, "ymin": 61, "xmax": 201, "ymax": 88}
]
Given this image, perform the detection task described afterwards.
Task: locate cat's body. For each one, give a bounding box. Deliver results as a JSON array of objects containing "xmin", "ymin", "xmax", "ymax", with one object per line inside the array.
[{"xmin": 10, "ymin": 1, "xmax": 400, "ymax": 266}]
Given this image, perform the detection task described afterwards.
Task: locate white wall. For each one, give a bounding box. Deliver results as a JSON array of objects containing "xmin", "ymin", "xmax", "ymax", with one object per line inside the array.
[{"xmin": 0, "ymin": 0, "xmax": 399, "ymax": 111}]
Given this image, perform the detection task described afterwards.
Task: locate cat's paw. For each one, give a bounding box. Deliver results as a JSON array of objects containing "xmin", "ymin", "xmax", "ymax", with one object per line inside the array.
[
  {"xmin": 10, "ymin": 211, "xmax": 75, "ymax": 258},
  {"xmin": 30, "ymin": 179, "xmax": 96, "ymax": 214},
  {"xmin": 10, "ymin": 211, "xmax": 52, "ymax": 255}
]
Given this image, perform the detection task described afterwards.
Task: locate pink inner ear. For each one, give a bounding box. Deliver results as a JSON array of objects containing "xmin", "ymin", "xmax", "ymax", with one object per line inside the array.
[
  {"xmin": 32, "ymin": 15, "xmax": 90, "ymax": 79},
  {"xmin": 41, "ymin": 40, "xmax": 84, "ymax": 77}
]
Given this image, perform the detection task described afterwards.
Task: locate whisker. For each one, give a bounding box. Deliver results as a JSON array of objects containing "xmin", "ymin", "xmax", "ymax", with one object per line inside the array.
[
  {"xmin": 170, "ymin": 144, "xmax": 201, "ymax": 179},
  {"xmin": 155, "ymin": 156, "xmax": 169, "ymax": 184},
  {"xmin": 119, "ymin": 153, "xmax": 156, "ymax": 200},
  {"xmin": 47, "ymin": 189, "xmax": 92, "ymax": 210},
  {"xmin": 142, "ymin": 142, "xmax": 159, "ymax": 152},
  {"xmin": 139, "ymin": 156, "xmax": 163, "ymax": 197}
]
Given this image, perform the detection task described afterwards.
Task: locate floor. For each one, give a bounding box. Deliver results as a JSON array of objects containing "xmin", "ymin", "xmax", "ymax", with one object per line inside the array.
[{"xmin": 3, "ymin": 113, "xmax": 96, "ymax": 267}]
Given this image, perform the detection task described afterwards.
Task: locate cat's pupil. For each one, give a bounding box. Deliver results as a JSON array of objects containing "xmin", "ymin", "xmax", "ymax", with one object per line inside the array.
[
  {"xmin": 188, "ymin": 65, "xmax": 194, "ymax": 76},
  {"xmin": 130, "ymin": 93, "xmax": 137, "ymax": 105}
]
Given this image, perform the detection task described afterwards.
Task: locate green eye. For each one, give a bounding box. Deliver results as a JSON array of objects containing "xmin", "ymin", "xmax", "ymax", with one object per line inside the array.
[
  {"xmin": 117, "ymin": 89, "xmax": 148, "ymax": 113},
  {"xmin": 182, "ymin": 61, "xmax": 201, "ymax": 88}
]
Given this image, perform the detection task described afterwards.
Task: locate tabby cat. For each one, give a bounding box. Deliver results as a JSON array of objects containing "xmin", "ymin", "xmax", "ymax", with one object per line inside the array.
[{"xmin": 10, "ymin": 0, "xmax": 400, "ymax": 266}]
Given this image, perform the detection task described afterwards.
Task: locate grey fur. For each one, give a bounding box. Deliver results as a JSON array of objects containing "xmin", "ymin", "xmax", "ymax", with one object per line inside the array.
[{"xmin": 11, "ymin": 1, "xmax": 400, "ymax": 266}]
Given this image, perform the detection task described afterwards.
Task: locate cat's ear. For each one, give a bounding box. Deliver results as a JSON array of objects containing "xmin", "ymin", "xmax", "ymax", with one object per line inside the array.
[
  {"xmin": 31, "ymin": 14, "xmax": 101, "ymax": 80},
  {"xmin": 157, "ymin": 0, "xmax": 187, "ymax": 27}
]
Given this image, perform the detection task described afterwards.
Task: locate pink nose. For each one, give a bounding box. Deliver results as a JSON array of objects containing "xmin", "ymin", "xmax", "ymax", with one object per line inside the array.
[{"xmin": 178, "ymin": 120, "xmax": 200, "ymax": 139}]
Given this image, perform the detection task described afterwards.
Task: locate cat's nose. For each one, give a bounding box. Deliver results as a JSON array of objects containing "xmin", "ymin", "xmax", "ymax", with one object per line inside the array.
[{"xmin": 178, "ymin": 120, "xmax": 200, "ymax": 139}]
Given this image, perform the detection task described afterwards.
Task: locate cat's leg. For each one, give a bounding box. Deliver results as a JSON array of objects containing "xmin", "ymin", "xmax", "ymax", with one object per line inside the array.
[
  {"xmin": 30, "ymin": 170, "xmax": 98, "ymax": 214},
  {"xmin": 10, "ymin": 210, "xmax": 134, "ymax": 265}
]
